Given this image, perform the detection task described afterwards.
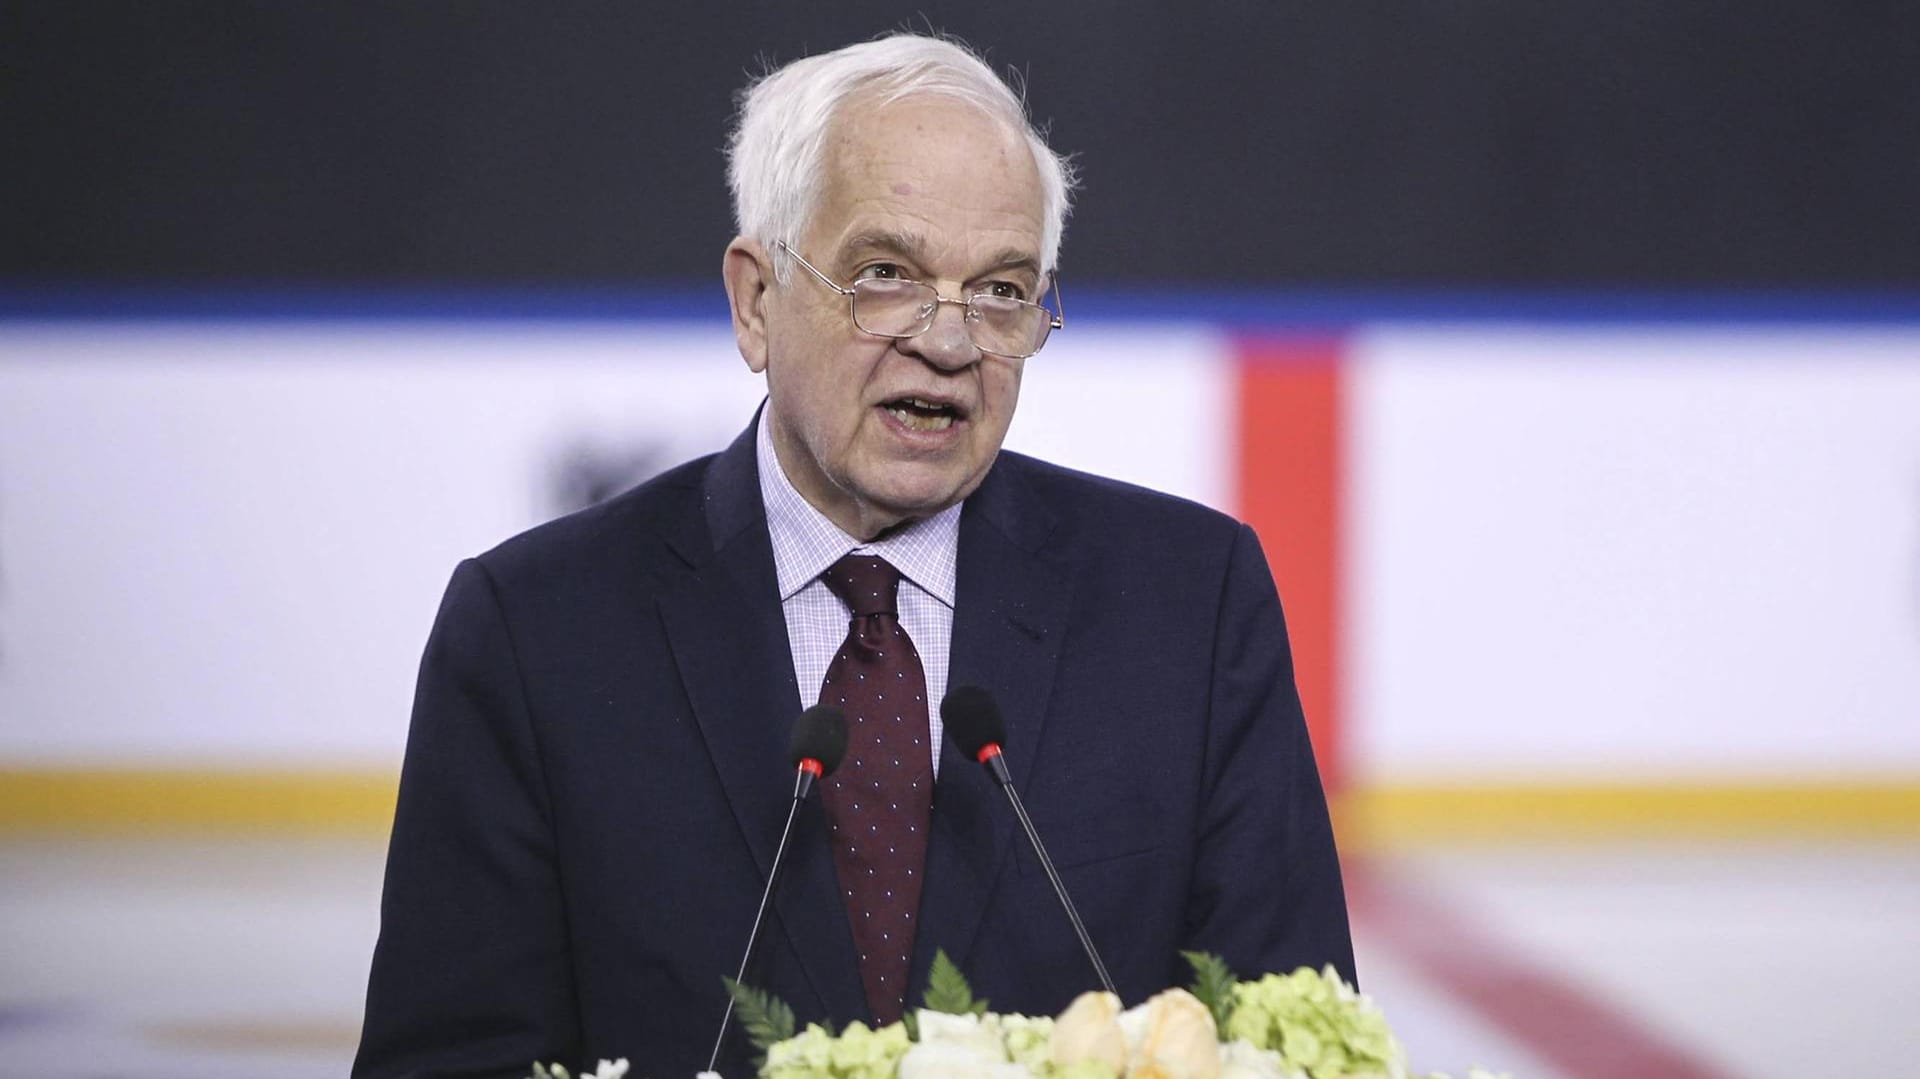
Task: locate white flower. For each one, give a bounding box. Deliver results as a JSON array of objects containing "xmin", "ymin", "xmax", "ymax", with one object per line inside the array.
[
  {"xmin": 1119, "ymin": 989, "xmax": 1221, "ymax": 1079},
  {"xmin": 898, "ymin": 1040, "xmax": 1035, "ymax": 1079},
  {"xmin": 1218, "ymin": 1040, "xmax": 1302, "ymax": 1079},
  {"xmin": 915, "ymin": 1010, "xmax": 1004, "ymax": 1057},
  {"xmin": 1052, "ymin": 991, "xmax": 1127, "ymax": 1075},
  {"xmin": 531, "ymin": 1060, "xmax": 629, "ymax": 1079},
  {"xmin": 900, "ymin": 1011, "xmax": 1034, "ymax": 1079}
]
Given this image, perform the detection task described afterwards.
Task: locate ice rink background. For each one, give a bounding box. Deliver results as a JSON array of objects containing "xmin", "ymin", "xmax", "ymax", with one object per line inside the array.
[
  {"xmin": 2, "ymin": 310, "xmax": 1916, "ymax": 1078},
  {"xmin": 7, "ymin": 4, "xmax": 1919, "ymax": 1074}
]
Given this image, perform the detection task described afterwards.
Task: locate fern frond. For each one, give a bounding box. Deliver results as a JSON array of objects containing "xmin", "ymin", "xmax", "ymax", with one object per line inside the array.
[
  {"xmin": 723, "ymin": 977, "xmax": 797, "ymax": 1064},
  {"xmin": 922, "ymin": 949, "xmax": 988, "ymax": 1015},
  {"xmin": 1182, "ymin": 950, "xmax": 1237, "ymax": 1032}
]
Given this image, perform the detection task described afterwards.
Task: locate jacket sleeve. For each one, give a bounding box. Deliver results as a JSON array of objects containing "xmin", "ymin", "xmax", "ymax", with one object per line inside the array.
[
  {"xmin": 1183, "ymin": 523, "xmax": 1357, "ymax": 987},
  {"xmin": 354, "ymin": 558, "xmax": 581, "ymax": 1078}
]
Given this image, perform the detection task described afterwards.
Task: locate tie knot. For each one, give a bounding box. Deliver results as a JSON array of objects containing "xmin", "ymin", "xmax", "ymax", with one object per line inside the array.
[{"xmin": 821, "ymin": 554, "xmax": 901, "ymax": 618}]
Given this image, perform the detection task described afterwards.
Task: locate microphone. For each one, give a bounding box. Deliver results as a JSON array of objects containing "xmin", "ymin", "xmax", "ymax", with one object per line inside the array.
[
  {"xmin": 788, "ymin": 702, "xmax": 849, "ymax": 801},
  {"xmin": 707, "ymin": 704, "xmax": 848, "ymax": 1075},
  {"xmin": 941, "ymin": 686, "xmax": 1116, "ymax": 996}
]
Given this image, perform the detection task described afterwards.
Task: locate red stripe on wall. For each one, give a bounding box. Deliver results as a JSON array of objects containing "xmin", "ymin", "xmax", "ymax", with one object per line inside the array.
[
  {"xmin": 1348, "ymin": 862, "xmax": 1742, "ymax": 1079},
  {"xmin": 1234, "ymin": 338, "xmax": 1345, "ymax": 792}
]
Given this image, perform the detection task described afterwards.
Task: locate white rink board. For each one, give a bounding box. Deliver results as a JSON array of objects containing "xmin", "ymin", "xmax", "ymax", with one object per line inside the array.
[
  {"xmin": 1347, "ymin": 326, "xmax": 1920, "ymax": 782},
  {"xmin": 6, "ymin": 317, "xmax": 1916, "ymax": 779},
  {"xmin": 0, "ymin": 321, "xmax": 1229, "ymax": 765}
]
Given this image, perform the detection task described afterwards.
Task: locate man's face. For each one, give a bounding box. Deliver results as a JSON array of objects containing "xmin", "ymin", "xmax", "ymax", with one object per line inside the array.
[{"xmin": 734, "ymin": 95, "xmax": 1047, "ymax": 540}]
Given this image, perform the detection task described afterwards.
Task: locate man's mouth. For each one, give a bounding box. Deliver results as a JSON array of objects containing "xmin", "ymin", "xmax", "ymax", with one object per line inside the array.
[{"xmin": 883, "ymin": 396, "xmax": 962, "ymax": 432}]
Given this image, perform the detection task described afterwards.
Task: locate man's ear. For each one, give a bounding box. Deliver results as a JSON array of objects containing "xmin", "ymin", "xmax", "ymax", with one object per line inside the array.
[{"xmin": 722, "ymin": 238, "xmax": 773, "ymax": 374}]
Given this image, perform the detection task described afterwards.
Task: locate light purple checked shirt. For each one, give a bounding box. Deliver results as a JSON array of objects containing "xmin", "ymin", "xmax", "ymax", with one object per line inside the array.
[{"xmin": 756, "ymin": 409, "xmax": 957, "ymax": 775}]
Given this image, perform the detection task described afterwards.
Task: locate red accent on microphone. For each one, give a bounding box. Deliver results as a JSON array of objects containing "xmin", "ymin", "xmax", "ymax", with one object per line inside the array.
[
  {"xmin": 974, "ymin": 744, "xmax": 1003, "ymax": 766},
  {"xmin": 798, "ymin": 758, "xmax": 825, "ymax": 778}
]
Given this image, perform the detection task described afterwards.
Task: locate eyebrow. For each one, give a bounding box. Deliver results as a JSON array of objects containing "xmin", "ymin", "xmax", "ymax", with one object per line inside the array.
[
  {"xmin": 980, "ymin": 249, "xmax": 1043, "ymax": 281},
  {"xmin": 840, "ymin": 229, "xmax": 929, "ymax": 266}
]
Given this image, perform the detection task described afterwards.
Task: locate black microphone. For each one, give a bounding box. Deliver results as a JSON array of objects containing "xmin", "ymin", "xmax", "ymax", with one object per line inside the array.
[
  {"xmin": 941, "ymin": 685, "xmax": 1116, "ymax": 996},
  {"xmin": 787, "ymin": 703, "xmax": 849, "ymax": 801},
  {"xmin": 708, "ymin": 704, "xmax": 848, "ymax": 1074}
]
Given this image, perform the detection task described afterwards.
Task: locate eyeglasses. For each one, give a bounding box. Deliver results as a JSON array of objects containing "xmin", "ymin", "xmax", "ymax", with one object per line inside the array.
[{"xmin": 777, "ymin": 241, "xmax": 1063, "ymax": 360}]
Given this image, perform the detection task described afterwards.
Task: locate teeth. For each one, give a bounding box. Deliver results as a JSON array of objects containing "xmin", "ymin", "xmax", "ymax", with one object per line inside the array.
[
  {"xmin": 888, "ymin": 405, "xmax": 955, "ymax": 432},
  {"xmin": 883, "ymin": 396, "xmax": 959, "ymax": 433}
]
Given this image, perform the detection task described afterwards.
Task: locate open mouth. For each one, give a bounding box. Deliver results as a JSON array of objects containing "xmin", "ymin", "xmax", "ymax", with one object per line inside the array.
[{"xmin": 883, "ymin": 396, "xmax": 962, "ymax": 432}]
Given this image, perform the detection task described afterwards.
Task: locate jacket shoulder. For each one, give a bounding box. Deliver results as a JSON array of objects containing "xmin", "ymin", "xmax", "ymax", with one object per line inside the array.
[
  {"xmin": 470, "ymin": 453, "xmax": 716, "ymax": 589},
  {"xmin": 993, "ymin": 450, "xmax": 1246, "ymax": 543}
]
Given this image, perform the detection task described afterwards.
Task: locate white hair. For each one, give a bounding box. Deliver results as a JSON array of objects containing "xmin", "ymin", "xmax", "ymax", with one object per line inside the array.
[{"xmin": 726, "ymin": 33, "xmax": 1077, "ymax": 281}]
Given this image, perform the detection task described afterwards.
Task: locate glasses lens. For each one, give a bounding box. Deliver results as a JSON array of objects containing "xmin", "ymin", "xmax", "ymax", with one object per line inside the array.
[
  {"xmin": 851, "ymin": 279, "xmax": 938, "ymax": 337},
  {"xmin": 968, "ymin": 295, "xmax": 1049, "ymax": 358}
]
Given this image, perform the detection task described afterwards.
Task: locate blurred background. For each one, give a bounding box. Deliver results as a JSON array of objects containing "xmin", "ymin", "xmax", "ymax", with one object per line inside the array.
[{"xmin": 2, "ymin": 4, "xmax": 1917, "ymax": 1078}]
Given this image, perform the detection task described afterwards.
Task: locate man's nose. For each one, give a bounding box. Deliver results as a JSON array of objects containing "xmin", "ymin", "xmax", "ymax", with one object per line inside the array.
[{"xmin": 899, "ymin": 296, "xmax": 980, "ymax": 371}]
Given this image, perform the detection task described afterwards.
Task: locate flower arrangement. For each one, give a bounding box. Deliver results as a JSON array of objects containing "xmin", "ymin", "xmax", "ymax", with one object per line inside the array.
[
  {"xmin": 532, "ymin": 953, "xmax": 1509, "ymax": 1079},
  {"xmin": 533, "ymin": 1060, "xmax": 632, "ymax": 1079}
]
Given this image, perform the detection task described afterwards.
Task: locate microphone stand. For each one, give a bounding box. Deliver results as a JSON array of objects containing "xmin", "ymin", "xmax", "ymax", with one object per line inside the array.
[
  {"xmin": 706, "ymin": 765, "xmax": 819, "ymax": 1075},
  {"xmin": 979, "ymin": 749, "xmax": 1116, "ymax": 995}
]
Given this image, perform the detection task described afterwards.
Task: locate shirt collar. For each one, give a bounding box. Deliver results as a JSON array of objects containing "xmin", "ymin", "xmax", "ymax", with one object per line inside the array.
[{"xmin": 756, "ymin": 406, "xmax": 961, "ymax": 606}]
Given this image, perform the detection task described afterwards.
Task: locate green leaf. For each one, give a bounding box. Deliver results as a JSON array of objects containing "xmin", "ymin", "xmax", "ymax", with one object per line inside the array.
[
  {"xmin": 921, "ymin": 949, "xmax": 988, "ymax": 1016},
  {"xmin": 723, "ymin": 976, "xmax": 797, "ymax": 1066},
  {"xmin": 1182, "ymin": 950, "xmax": 1238, "ymax": 1032}
]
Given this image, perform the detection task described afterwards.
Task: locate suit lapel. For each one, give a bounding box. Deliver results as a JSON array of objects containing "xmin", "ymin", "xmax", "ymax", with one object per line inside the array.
[
  {"xmin": 659, "ymin": 431, "xmax": 1070, "ymax": 1021},
  {"xmin": 909, "ymin": 455, "xmax": 1072, "ymax": 990},
  {"xmin": 656, "ymin": 422, "xmax": 865, "ymax": 1023}
]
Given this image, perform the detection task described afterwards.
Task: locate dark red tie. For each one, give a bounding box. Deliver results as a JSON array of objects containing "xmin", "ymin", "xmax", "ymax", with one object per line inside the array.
[{"xmin": 816, "ymin": 554, "xmax": 933, "ymax": 1025}]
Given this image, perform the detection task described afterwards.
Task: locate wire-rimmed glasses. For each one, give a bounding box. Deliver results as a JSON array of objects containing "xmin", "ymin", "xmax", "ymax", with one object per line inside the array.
[{"xmin": 777, "ymin": 241, "xmax": 1063, "ymax": 360}]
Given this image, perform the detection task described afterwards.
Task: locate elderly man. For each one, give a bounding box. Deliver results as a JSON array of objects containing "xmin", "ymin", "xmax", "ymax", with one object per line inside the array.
[{"xmin": 355, "ymin": 33, "xmax": 1352, "ymax": 1079}]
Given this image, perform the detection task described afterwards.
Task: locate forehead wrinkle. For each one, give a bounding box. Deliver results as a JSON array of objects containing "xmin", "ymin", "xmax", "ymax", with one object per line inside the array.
[
  {"xmin": 816, "ymin": 100, "xmax": 1044, "ymax": 261},
  {"xmin": 839, "ymin": 228, "xmax": 929, "ymax": 264}
]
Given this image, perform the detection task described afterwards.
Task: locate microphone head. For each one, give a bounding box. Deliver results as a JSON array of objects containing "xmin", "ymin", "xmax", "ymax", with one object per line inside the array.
[
  {"xmin": 789, "ymin": 704, "xmax": 849, "ymax": 776},
  {"xmin": 941, "ymin": 685, "xmax": 1007, "ymax": 760}
]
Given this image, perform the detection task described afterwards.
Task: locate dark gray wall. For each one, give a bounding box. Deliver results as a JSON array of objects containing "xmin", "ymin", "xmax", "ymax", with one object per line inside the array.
[{"xmin": 6, "ymin": 2, "xmax": 1919, "ymax": 287}]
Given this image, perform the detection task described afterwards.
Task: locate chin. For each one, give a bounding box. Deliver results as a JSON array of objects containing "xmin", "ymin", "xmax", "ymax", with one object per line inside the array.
[
  {"xmin": 863, "ymin": 475, "xmax": 975, "ymax": 523},
  {"xmin": 872, "ymin": 491, "xmax": 962, "ymax": 523},
  {"xmin": 844, "ymin": 450, "xmax": 999, "ymax": 527}
]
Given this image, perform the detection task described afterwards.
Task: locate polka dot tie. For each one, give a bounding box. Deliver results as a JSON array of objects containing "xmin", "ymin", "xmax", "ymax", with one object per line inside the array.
[{"xmin": 816, "ymin": 554, "xmax": 933, "ymax": 1026}]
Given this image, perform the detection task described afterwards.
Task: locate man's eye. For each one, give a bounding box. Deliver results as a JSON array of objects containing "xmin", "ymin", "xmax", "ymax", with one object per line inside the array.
[
  {"xmin": 854, "ymin": 263, "xmax": 906, "ymax": 281},
  {"xmin": 981, "ymin": 281, "xmax": 1028, "ymax": 301}
]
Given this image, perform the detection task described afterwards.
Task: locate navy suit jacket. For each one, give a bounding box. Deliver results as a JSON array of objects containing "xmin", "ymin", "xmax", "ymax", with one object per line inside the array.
[{"xmin": 355, "ymin": 421, "xmax": 1354, "ymax": 1079}]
